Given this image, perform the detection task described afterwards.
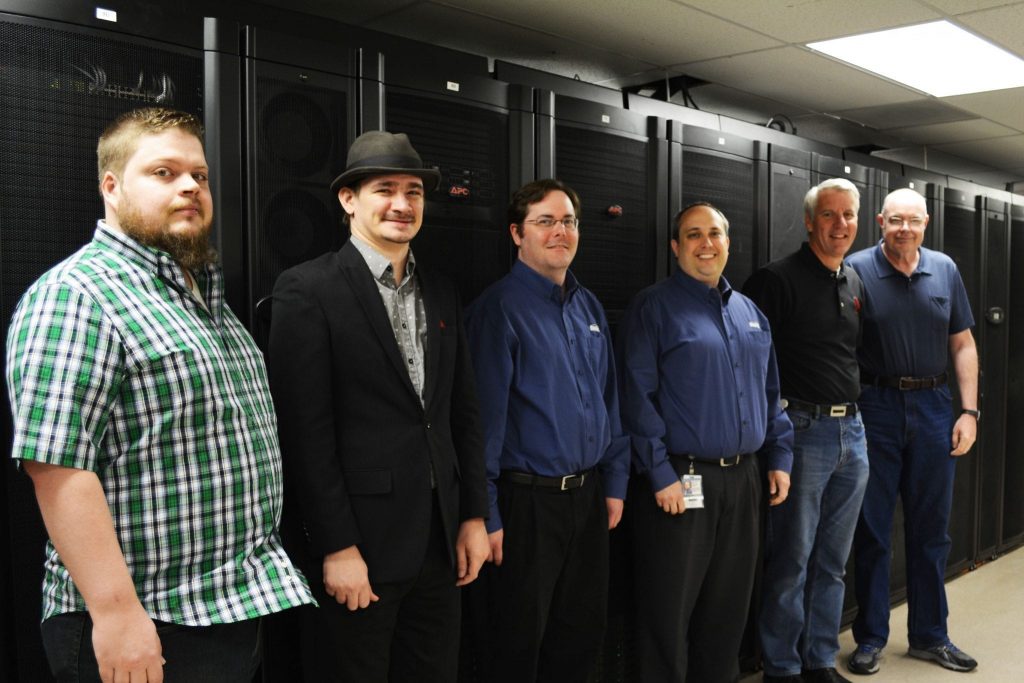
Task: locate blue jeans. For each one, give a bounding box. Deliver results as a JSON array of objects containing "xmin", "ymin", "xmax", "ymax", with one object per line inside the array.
[
  {"xmin": 40, "ymin": 612, "xmax": 261, "ymax": 682},
  {"xmin": 852, "ymin": 384, "xmax": 956, "ymax": 650},
  {"xmin": 760, "ymin": 410, "xmax": 869, "ymax": 676}
]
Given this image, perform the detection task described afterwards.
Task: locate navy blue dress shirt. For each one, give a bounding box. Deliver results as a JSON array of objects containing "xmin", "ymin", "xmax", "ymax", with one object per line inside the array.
[
  {"xmin": 618, "ymin": 267, "xmax": 794, "ymax": 493},
  {"xmin": 847, "ymin": 242, "xmax": 974, "ymax": 377},
  {"xmin": 466, "ymin": 260, "xmax": 630, "ymax": 533}
]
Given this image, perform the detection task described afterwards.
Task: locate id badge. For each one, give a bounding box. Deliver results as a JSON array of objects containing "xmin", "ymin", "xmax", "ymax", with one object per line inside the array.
[{"xmin": 681, "ymin": 473, "xmax": 704, "ymax": 509}]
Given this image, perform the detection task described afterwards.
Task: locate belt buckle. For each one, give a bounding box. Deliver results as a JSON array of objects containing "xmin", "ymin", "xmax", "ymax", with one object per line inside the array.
[
  {"xmin": 829, "ymin": 405, "xmax": 846, "ymax": 417},
  {"xmin": 898, "ymin": 377, "xmax": 915, "ymax": 390},
  {"xmin": 719, "ymin": 455, "xmax": 740, "ymax": 467},
  {"xmin": 560, "ymin": 473, "xmax": 582, "ymax": 490}
]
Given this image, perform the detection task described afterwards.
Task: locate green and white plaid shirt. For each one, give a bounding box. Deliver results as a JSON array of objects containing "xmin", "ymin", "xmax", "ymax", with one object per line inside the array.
[{"xmin": 6, "ymin": 222, "xmax": 314, "ymax": 624}]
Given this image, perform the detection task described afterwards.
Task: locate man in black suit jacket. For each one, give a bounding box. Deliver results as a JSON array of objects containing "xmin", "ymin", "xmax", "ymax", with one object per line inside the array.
[{"xmin": 268, "ymin": 131, "xmax": 490, "ymax": 682}]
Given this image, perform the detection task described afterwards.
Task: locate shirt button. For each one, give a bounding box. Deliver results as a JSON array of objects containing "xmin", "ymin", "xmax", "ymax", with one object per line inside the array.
[
  {"xmin": 408, "ymin": 358, "xmax": 413, "ymax": 364},
  {"xmin": 426, "ymin": 423, "xmax": 432, "ymax": 429}
]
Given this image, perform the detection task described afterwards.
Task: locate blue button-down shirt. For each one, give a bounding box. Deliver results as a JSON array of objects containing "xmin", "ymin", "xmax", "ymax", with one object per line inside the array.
[
  {"xmin": 618, "ymin": 267, "xmax": 794, "ymax": 493},
  {"xmin": 466, "ymin": 261, "xmax": 630, "ymax": 533},
  {"xmin": 847, "ymin": 242, "xmax": 974, "ymax": 378}
]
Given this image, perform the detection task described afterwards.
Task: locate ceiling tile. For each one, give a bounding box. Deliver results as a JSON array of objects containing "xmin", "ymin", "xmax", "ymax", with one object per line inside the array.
[
  {"xmin": 924, "ymin": 0, "xmax": 1021, "ymax": 14},
  {"xmin": 440, "ymin": 0, "xmax": 781, "ymax": 64},
  {"xmin": 886, "ymin": 118, "xmax": 1019, "ymax": 144},
  {"xmin": 678, "ymin": 46, "xmax": 922, "ymax": 111},
  {"xmin": 956, "ymin": 4, "xmax": 1024, "ymax": 55},
  {"xmin": 678, "ymin": 0, "xmax": 940, "ymax": 43},
  {"xmin": 941, "ymin": 88, "xmax": 1024, "ymax": 130},
  {"xmin": 363, "ymin": 4, "xmax": 658, "ymax": 83},
  {"xmin": 834, "ymin": 99, "xmax": 970, "ymax": 129},
  {"xmin": 934, "ymin": 134, "xmax": 1024, "ymax": 169}
]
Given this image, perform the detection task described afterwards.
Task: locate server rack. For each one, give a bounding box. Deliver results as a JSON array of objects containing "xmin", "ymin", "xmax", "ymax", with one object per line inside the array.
[{"xmin": 378, "ymin": 45, "xmax": 520, "ymax": 306}]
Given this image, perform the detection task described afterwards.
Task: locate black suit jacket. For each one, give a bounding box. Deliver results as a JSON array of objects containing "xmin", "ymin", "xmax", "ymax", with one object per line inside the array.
[{"xmin": 268, "ymin": 241, "xmax": 488, "ymax": 584}]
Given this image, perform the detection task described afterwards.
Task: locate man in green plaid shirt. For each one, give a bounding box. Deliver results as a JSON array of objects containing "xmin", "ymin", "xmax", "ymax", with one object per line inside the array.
[{"xmin": 6, "ymin": 108, "xmax": 313, "ymax": 682}]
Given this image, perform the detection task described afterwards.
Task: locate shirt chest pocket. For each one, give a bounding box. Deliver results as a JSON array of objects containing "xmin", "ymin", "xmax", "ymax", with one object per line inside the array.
[{"xmin": 929, "ymin": 295, "xmax": 951, "ymax": 333}]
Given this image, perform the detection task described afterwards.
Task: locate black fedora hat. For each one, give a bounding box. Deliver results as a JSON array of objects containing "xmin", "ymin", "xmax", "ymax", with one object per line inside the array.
[{"xmin": 330, "ymin": 130, "xmax": 440, "ymax": 194}]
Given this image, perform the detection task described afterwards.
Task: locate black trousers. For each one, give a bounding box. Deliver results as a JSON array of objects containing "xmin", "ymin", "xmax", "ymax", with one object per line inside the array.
[
  {"xmin": 301, "ymin": 496, "xmax": 460, "ymax": 683},
  {"xmin": 476, "ymin": 473, "xmax": 609, "ymax": 683},
  {"xmin": 40, "ymin": 612, "xmax": 261, "ymax": 683},
  {"xmin": 632, "ymin": 456, "xmax": 761, "ymax": 683}
]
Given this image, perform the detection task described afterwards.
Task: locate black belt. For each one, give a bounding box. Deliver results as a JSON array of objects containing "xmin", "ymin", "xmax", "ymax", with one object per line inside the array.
[
  {"xmin": 785, "ymin": 398, "xmax": 858, "ymax": 418},
  {"xmin": 861, "ymin": 371, "xmax": 947, "ymax": 391},
  {"xmin": 502, "ymin": 469, "xmax": 591, "ymax": 491},
  {"xmin": 669, "ymin": 453, "xmax": 747, "ymax": 468}
]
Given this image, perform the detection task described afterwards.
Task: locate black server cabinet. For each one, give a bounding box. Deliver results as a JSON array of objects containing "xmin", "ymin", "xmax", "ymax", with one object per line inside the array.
[
  {"xmin": 536, "ymin": 91, "xmax": 667, "ymax": 327},
  {"xmin": 0, "ymin": 7, "xmax": 204, "ymax": 681},
  {"xmin": 941, "ymin": 183, "xmax": 981, "ymax": 577},
  {"xmin": 976, "ymin": 196, "xmax": 1009, "ymax": 561},
  {"xmin": 1003, "ymin": 202, "xmax": 1024, "ymax": 549},
  {"xmin": 374, "ymin": 47, "xmax": 518, "ymax": 306},
  {"xmin": 236, "ymin": 23, "xmax": 357, "ymax": 338},
  {"xmin": 673, "ymin": 123, "xmax": 768, "ymax": 290},
  {"xmin": 767, "ymin": 145, "xmax": 813, "ymax": 262},
  {"xmin": 811, "ymin": 155, "xmax": 885, "ymax": 255}
]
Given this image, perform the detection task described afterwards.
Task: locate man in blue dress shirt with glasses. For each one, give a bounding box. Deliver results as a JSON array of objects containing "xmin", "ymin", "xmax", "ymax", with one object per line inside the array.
[{"xmin": 466, "ymin": 178, "xmax": 630, "ymax": 683}]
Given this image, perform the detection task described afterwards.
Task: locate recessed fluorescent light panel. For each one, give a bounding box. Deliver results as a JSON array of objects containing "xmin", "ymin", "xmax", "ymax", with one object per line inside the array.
[{"xmin": 807, "ymin": 20, "xmax": 1024, "ymax": 97}]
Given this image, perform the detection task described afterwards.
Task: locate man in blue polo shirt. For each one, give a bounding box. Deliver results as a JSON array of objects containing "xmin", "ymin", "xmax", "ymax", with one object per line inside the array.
[
  {"xmin": 618, "ymin": 202, "xmax": 794, "ymax": 682},
  {"xmin": 846, "ymin": 187, "xmax": 979, "ymax": 675},
  {"xmin": 466, "ymin": 178, "xmax": 630, "ymax": 682}
]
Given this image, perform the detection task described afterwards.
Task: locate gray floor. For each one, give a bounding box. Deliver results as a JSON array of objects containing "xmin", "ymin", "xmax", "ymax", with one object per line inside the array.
[{"xmin": 742, "ymin": 545, "xmax": 1024, "ymax": 682}]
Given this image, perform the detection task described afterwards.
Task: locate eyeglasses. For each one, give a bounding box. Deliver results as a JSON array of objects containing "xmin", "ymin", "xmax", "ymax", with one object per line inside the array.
[
  {"xmin": 886, "ymin": 215, "xmax": 925, "ymax": 228},
  {"xmin": 523, "ymin": 216, "xmax": 579, "ymax": 230}
]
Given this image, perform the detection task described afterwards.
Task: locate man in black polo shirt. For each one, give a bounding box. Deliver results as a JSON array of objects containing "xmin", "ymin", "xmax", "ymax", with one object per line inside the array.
[{"xmin": 745, "ymin": 178, "xmax": 869, "ymax": 683}]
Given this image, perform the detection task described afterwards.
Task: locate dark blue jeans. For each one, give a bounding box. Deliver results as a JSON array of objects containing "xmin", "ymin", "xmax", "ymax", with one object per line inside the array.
[
  {"xmin": 40, "ymin": 612, "xmax": 261, "ymax": 682},
  {"xmin": 852, "ymin": 384, "xmax": 957, "ymax": 650},
  {"xmin": 759, "ymin": 410, "xmax": 869, "ymax": 676}
]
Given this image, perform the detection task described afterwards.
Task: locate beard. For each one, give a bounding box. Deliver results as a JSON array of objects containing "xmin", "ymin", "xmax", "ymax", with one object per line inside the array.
[{"xmin": 117, "ymin": 195, "xmax": 218, "ymax": 272}]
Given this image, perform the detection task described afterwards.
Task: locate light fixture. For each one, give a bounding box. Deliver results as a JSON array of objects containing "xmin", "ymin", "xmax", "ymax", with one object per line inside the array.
[{"xmin": 807, "ymin": 20, "xmax": 1024, "ymax": 97}]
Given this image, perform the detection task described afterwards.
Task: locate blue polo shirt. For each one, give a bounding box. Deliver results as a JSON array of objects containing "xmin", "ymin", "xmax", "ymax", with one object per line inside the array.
[
  {"xmin": 847, "ymin": 242, "xmax": 973, "ymax": 377},
  {"xmin": 617, "ymin": 267, "xmax": 794, "ymax": 494},
  {"xmin": 466, "ymin": 260, "xmax": 630, "ymax": 533}
]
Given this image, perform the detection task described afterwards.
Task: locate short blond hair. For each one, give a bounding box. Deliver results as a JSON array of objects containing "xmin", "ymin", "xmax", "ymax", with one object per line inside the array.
[{"xmin": 97, "ymin": 107, "xmax": 204, "ymax": 185}]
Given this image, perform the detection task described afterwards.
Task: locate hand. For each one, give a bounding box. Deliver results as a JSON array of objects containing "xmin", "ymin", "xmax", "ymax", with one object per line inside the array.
[
  {"xmin": 323, "ymin": 545, "xmax": 379, "ymax": 610},
  {"xmin": 606, "ymin": 497, "xmax": 624, "ymax": 529},
  {"xmin": 654, "ymin": 480, "xmax": 685, "ymax": 515},
  {"xmin": 91, "ymin": 605, "xmax": 164, "ymax": 683},
  {"xmin": 950, "ymin": 413, "xmax": 977, "ymax": 456},
  {"xmin": 455, "ymin": 518, "xmax": 489, "ymax": 586},
  {"xmin": 487, "ymin": 529, "xmax": 504, "ymax": 566},
  {"xmin": 767, "ymin": 470, "xmax": 790, "ymax": 506}
]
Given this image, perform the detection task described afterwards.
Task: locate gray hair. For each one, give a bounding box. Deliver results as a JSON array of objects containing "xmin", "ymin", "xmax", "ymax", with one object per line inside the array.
[{"xmin": 804, "ymin": 178, "xmax": 860, "ymax": 220}]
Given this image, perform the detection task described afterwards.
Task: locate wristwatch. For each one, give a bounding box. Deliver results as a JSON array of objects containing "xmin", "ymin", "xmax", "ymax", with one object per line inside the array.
[{"xmin": 962, "ymin": 409, "xmax": 980, "ymax": 420}]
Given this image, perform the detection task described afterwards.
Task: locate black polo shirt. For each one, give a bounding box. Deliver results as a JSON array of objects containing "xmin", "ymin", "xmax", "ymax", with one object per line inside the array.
[{"xmin": 743, "ymin": 242, "xmax": 863, "ymax": 404}]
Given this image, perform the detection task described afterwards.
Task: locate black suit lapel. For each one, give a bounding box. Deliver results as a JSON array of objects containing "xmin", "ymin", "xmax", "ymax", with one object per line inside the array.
[{"xmin": 337, "ymin": 242, "xmax": 420, "ymax": 401}]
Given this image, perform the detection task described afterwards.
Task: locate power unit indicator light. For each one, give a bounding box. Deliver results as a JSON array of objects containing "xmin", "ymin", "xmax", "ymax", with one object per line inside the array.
[
  {"xmin": 96, "ymin": 7, "xmax": 117, "ymax": 21},
  {"xmin": 601, "ymin": 114, "xmax": 611, "ymax": 123},
  {"xmin": 718, "ymin": 137, "xmax": 726, "ymax": 146},
  {"xmin": 446, "ymin": 81, "xmax": 460, "ymax": 92},
  {"xmin": 844, "ymin": 165, "xmax": 852, "ymax": 174}
]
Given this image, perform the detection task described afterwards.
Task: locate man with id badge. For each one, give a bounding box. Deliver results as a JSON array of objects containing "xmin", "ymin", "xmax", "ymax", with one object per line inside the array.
[{"xmin": 618, "ymin": 202, "xmax": 794, "ymax": 682}]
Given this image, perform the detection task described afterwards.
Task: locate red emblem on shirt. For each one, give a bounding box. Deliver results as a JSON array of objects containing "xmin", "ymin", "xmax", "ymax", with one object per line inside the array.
[
  {"xmin": 439, "ymin": 319, "xmax": 446, "ymax": 330},
  {"xmin": 853, "ymin": 296, "xmax": 861, "ymax": 313}
]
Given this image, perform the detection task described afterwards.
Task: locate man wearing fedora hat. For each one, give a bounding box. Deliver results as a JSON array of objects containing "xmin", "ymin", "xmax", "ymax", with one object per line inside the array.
[{"xmin": 269, "ymin": 130, "xmax": 490, "ymax": 681}]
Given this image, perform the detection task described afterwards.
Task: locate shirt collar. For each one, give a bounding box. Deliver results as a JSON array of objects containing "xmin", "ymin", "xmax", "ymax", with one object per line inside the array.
[
  {"xmin": 511, "ymin": 259, "xmax": 579, "ymax": 304},
  {"xmin": 671, "ymin": 265, "xmax": 733, "ymax": 304},
  {"xmin": 798, "ymin": 241, "xmax": 845, "ymax": 280},
  {"xmin": 349, "ymin": 234, "xmax": 417, "ymax": 287},
  {"xmin": 870, "ymin": 239, "xmax": 932, "ymax": 279},
  {"xmin": 94, "ymin": 221, "xmax": 222, "ymax": 315}
]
